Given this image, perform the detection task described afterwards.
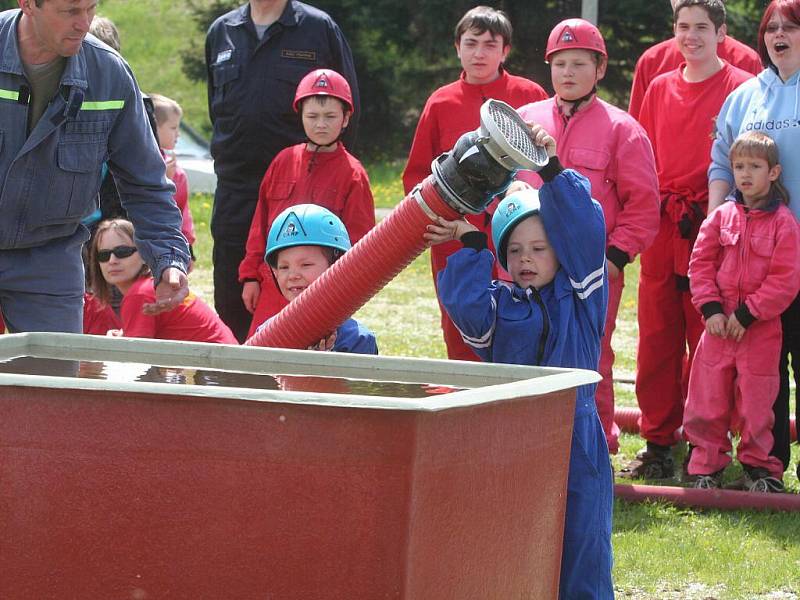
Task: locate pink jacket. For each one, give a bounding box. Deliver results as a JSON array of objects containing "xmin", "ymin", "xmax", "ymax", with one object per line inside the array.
[
  {"xmin": 517, "ymin": 97, "xmax": 659, "ymax": 266},
  {"xmin": 690, "ymin": 198, "xmax": 800, "ymax": 321}
]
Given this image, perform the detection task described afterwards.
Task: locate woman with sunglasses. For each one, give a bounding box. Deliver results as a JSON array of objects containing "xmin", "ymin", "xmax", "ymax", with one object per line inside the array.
[
  {"xmin": 708, "ymin": 0, "xmax": 800, "ymax": 486},
  {"xmin": 89, "ymin": 219, "xmax": 237, "ymax": 344}
]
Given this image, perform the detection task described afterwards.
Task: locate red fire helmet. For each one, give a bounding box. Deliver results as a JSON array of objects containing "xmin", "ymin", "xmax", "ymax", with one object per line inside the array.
[
  {"xmin": 545, "ymin": 18, "xmax": 607, "ymax": 62},
  {"xmin": 293, "ymin": 68, "xmax": 354, "ymax": 113}
]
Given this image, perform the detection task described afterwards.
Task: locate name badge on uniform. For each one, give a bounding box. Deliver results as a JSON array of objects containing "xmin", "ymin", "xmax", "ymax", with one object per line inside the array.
[
  {"xmin": 216, "ymin": 49, "xmax": 232, "ymax": 64},
  {"xmin": 281, "ymin": 49, "xmax": 316, "ymax": 61}
]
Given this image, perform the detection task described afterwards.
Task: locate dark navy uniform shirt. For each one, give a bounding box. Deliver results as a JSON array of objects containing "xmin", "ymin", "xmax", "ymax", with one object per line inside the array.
[{"xmin": 205, "ymin": 1, "xmax": 359, "ymax": 234}]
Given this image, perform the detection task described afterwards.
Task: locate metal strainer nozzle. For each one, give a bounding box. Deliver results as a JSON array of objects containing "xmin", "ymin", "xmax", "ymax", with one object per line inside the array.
[{"xmin": 478, "ymin": 99, "xmax": 550, "ymax": 172}]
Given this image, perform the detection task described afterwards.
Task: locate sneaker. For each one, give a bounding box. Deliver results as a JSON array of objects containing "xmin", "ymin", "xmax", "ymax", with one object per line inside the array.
[
  {"xmin": 740, "ymin": 465, "xmax": 785, "ymax": 494},
  {"xmin": 748, "ymin": 476, "xmax": 785, "ymax": 493},
  {"xmin": 618, "ymin": 442, "xmax": 675, "ymax": 480},
  {"xmin": 692, "ymin": 473, "xmax": 722, "ymax": 489}
]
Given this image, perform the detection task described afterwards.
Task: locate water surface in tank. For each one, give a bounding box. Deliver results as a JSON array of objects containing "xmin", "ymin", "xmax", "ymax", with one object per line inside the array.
[{"xmin": 0, "ymin": 356, "xmax": 465, "ymax": 398}]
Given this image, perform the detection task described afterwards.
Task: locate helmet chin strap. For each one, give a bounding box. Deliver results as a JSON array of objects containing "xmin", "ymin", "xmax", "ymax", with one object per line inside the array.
[
  {"xmin": 305, "ymin": 129, "xmax": 344, "ymax": 173},
  {"xmin": 558, "ymin": 85, "xmax": 596, "ymax": 120}
]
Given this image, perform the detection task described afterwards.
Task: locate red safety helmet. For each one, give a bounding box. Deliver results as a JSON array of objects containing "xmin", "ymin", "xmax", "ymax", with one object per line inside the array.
[
  {"xmin": 293, "ymin": 68, "xmax": 354, "ymax": 114},
  {"xmin": 545, "ymin": 18, "xmax": 607, "ymax": 62}
]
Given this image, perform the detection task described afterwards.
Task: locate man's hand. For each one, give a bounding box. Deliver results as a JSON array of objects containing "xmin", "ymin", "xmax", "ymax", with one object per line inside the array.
[
  {"xmin": 142, "ymin": 267, "xmax": 189, "ymax": 315},
  {"xmin": 424, "ymin": 216, "xmax": 478, "ymax": 246}
]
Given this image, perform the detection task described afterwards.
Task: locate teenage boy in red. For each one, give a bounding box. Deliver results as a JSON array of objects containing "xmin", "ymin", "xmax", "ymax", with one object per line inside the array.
[
  {"xmin": 517, "ymin": 19, "xmax": 659, "ymax": 454},
  {"xmin": 629, "ymin": 0, "xmax": 761, "ymax": 120},
  {"xmin": 238, "ymin": 69, "xmax": 374, "ymax": 337},
  {"xmin": 622, "ymin": 0, "xmax": 754, "ymax": 478},
  {"xmin": 403, "ymin": 5, "xmax": 547, "ymax": 361}
]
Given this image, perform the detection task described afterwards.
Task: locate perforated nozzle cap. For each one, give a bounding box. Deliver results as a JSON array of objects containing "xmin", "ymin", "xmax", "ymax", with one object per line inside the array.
[{"xmin": 478, "ymin": 100, "xmax": 549, "ymax": 172}]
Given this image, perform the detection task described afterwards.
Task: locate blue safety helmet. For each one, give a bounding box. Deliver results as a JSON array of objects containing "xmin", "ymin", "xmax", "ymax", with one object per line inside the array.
[
  {"xmin": 265, "ymin": 203, "xmax": 351, "ymax": 267},
  {"xmin": 491, "ymin": 188, "xmax": 542, "ymax": 271}
]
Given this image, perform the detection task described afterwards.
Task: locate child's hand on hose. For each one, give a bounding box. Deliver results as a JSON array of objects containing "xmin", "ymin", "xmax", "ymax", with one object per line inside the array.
[
  {"xmin": 424, "ymin": 216, "xmax": 478, "ymax": 246},
  {"xmin": 308, "ymin": 331, "xmax": 337, "ymax": 351}
]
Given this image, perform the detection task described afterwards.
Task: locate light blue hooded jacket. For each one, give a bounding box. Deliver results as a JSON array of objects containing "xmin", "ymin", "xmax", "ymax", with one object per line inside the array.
[{"xmin": 709, "ymin": 67, "xmax": 800, "ymax": 219}]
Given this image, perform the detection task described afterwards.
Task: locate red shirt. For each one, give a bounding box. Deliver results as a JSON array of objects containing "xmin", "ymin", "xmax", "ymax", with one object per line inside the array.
[
  {"xmin": 629, "ymin": 35, "xmax": 761, "ymax": 120},
  {"xmin": 161, "ymin": 150, "xmax": 196, "ymax": 245},
  {"xmin": 83, "ymin": 292, "xmax": 121, "ymax": 335},
  {"xmin": 239, "ymin": 143, "xmax": 375, "ymax": 283},
  {"xmin": 121, "ymin": 278, "xmax": 237, "ymax": 344},
  {"xmin": 238, "ymin": 142, "xmax": 375, "ymax": 334},
  {"xmin": 403, "ymin": 69, "xmax": 547, "ymax": 279},
  {"xmin": 403, "ymin": 68, "xmax": 548, "ymax": 194},
  {"xmin": 638, "ymin": 62, "xmax": 753, "ymax": 203}
]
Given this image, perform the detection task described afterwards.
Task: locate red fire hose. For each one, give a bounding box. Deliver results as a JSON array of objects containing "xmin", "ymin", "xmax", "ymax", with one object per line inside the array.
[
  {"xmin": 246, "ymin": 179, "xmax": 459, "ymax": 349},
  {"xmin": 615, "ymin": 483, "xmax": 800, "ymax": 512},
  {"xmin": 615, "ymin": 406, "xmax": 797, "ymax": 442}
]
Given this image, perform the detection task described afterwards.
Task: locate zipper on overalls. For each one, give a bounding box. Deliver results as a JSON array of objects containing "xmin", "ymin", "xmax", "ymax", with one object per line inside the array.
[
  {"xmin": 738, "ymin": 210, "xmax": 751, "ymax": 307},
  {"xmin": 528, "ymin": 286, "xmax": 550, "ymax": 364}
]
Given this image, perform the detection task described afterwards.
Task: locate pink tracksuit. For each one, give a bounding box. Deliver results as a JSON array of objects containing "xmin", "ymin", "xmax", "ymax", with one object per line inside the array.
[
  {"xmin": 686, "ymin": 196, "xmax": 800, "ymax": 478},
  {"xmin": 517, "ymin": 96, "xmax": 660, "ymax": 453}
]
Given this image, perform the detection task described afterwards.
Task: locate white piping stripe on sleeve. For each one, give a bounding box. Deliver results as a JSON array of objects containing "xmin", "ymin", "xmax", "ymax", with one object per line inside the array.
[
  {"xmin": 459, "ymin": 325, "xmax": 494, "ymax": 346},
  {"xmin": 454, "ymin": 297, "xmax": 496, "ymax": 348},
  {"xmin": 570, "ymin": 264, "xmax": 605, "ymax": 290},
  {"xmin": 575, "ymin": 277, "xmax": 604, "ymax": 300}
]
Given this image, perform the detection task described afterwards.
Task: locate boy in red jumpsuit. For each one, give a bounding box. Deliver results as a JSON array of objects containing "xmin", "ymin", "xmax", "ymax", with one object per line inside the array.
[
  {"xmin": 622, "ymin": 0, "xmax": 754, "ymax": 478},
  {"xmin": 628, "ymin": 0, "xmax": 761, "ymax": 120},
  {"xmin": 685, "ymin": 131, "xmax": 800, "ymax": 492},
  {"xmin": 402, "ymin": 5, "xmax": 547, "ymax": 361},
  {"xmin": 517, "ymin": 19, "xmax": 659, "ymax": 454},
  {"xmin": 238, "ymin": 69, "xmax": 375, "ymax": 336}
]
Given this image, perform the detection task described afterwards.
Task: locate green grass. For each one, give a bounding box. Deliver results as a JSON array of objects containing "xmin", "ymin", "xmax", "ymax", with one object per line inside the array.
[
  {"xmin": 189, "ymin": 160, "xmax": 800, "ymax": 599},
  {"xmin": 98, "ymin": 0, "xmax": 210, "ymax": 134}
]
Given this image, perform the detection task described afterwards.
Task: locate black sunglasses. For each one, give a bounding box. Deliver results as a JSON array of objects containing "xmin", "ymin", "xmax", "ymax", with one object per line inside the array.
[{"xmin": 97, "ymin": 245, "xmax": 138, "ymax": 262}]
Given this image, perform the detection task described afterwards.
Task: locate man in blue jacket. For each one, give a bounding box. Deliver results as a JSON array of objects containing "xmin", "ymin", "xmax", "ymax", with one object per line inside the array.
[
  {"xmin": 205, "ymin": 0, "xmax": 359, "ymax": 342},
  {"xmin": 0, "ymin": 0, "xmax": 190, "ymax": 333}
]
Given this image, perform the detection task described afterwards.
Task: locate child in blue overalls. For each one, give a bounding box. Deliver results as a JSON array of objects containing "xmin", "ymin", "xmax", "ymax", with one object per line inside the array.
[{"xmin": 425, "ymin": 125, "xmax": 613, "ymax": 599}]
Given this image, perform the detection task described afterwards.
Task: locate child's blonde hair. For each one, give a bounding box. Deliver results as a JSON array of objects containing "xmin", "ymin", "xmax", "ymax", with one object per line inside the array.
[
  {"xmin": 149, "ymin": 93, "xmax": 183, "ymax": 126},
  {"xmin": 729, "ymin": 131, "xmax": 789, "ymax": 205},
  {"xmin": 89, "ymin": 219, "xmax": 150, "ymax": 305},
  {"xmin": 90, "ymin": 15, "xmax": 121, "ymax": 52}
]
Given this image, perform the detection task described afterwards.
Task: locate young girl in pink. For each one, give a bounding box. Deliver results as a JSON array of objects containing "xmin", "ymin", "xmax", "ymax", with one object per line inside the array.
[
  {"xmin": 89, "ymin": 219, "xmax": 236, "ymax": 344},
  {"xmin": 685, "ymin": 131, "xmax": 800, "ymax": 492}
]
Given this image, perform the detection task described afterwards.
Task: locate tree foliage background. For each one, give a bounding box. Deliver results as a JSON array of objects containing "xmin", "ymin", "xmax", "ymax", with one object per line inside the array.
[
  {"xmin": 0, "ymin": 0, "xmax": 770, "ymax": 159},
  {"xmin": 184, "ymin": 0, "xmax": 768, "ymax": 157}
]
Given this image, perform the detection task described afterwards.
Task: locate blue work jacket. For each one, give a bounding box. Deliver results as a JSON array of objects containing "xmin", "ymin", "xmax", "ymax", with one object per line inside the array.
[
  {"xmin": 0, "ymin": 9, "xmax": 188, "ymax": 281},
  {"xmin": 438, "ymin": 169, "xmax": 608, "ymax": 415}
]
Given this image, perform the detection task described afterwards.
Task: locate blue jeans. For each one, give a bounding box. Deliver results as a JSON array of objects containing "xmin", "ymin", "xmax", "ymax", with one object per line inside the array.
[{"xmin": 0, "ymin": 228, "xmax": 87, "ymax": 333}]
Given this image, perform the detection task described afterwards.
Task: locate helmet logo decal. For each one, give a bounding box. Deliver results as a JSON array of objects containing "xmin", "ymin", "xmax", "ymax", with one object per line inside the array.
[
  {"xmin": 314, "ymin": 74, "xmax": 330, "ymax": 89},
  {"xmin": 561, "ymin": 27, "xmax": 575, "ymax": 43},
  {"xmin": 279, "ymin": 214, "xmax": 305, "ymax": 241},
  {"xmin": 505, "ymin": 202, "xmax": 518, "ymax": 216}
]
